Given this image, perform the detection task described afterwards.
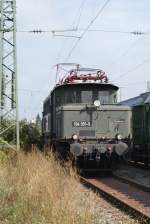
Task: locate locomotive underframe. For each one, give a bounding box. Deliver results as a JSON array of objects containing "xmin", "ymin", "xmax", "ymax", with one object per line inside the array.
[{"xmin": 49, "ymin": 137, "xmax": 130, "ymax": 171}]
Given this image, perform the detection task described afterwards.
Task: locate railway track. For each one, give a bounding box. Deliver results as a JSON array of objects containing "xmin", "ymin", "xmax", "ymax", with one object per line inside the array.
[
  {"xmin": 80, "ymin": 175, "xmax": 150, "ymax": 224},
  {"xmin": 128, "ymin": 160, "xmax": 150, "ymax": 170}
]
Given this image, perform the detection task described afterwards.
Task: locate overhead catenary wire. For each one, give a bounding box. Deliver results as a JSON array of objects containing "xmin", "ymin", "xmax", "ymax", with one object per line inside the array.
[
  {"xmin": 56, "ymin": 0, "xmax": 87, "ymax": 56},
  {"xmin": 113, "ymin": 57, "xmax": 150, "ymax": 82},
  {"xmin": 17, "ymin": 29, "xmax": 150, "ymax": 36},
  {"xmin": 52, "ymin": 28, "xmax": 150, "ymax": 35},
  {"xmin": 18, "ymin": 1, "xmax": 87, "ymax": 35},
  {"xmin": 107, "ymin": 35, "xmax": 146, "ymax": 70},
  {"xmin": 24, "ymin": 0, "xmax": 87, "ymax": 94},
  {"xmin": 64, "ymin": 0, "xmax": 111, "ymax": 62},
  {"xmin": 52, "ymin": 34, "xmax": 81, "ymax": 39},
  {"xmin": 54, "ymin": 0, "xmax": 87, "ymax": 82},
  {"xmin": 72, "ymin": 0, "xmax": 87, "ymax": 29}
]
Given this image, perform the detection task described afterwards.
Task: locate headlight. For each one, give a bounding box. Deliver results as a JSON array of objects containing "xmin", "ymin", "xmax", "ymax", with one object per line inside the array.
[
  {"xmin": 116, "ymin": 134, "xmax": 122, "ymax": 140},
  {"xmin": 72, "ymin": 134, "xmax": 78, "ymax": 140},
  {"xmin": 94, "ymin": 100, "xmax": 101, "ymax": 107}
]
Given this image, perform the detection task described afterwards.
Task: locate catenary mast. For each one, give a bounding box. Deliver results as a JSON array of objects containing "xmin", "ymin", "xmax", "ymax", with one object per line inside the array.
[{"xmin": 0, "ymin": 0, "xmax": 19, "ymax": 150}]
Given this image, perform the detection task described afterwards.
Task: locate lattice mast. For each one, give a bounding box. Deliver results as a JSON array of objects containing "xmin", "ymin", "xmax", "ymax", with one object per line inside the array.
[{"xmin": 0, "ymin": 0, "xmax": 19, "ymax": 150}]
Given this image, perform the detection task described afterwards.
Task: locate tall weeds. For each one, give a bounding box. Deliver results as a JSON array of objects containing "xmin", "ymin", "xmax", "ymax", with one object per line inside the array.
[
  {"xmin": 0, "ymin": 151, "xmax": 92, "ymax": 224},
  {"xmin": 0, "ymin": 150, "xmax": 139, "ymax": 224}
]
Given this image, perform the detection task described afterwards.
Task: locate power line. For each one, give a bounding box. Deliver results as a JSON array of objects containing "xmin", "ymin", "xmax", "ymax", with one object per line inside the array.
[
  {"xmin": 72, "ymin": 0, "xmax": 87, "ymax": 29},
  {"xmin": 21, "ymin": 1, "xmax": 86, "ymax": 36},
  {"xmin": 57, "ymin": 0, "xmax": 87, "ymax": 60},
  {"xmin": 64, "ymin": 0, "xmax": 111, "ymax": 62},
  {"xmin": 52, "ymin": 34, "xmax": 81, "ymax": 39},
  {"xmin": 54, "ymin": 0, "xmax": 87, "ymax": 81},
  {"xmin": 17, "ymin": 29, "xmax": 150, "ymax": 37},
  {"xmin": 113, "ymin": 58, "xmax": 150, "ymax": 81},
  {"xmin": 107, "ymin": 35, "xmax": 146, "ymax": 70},
  {"xmin": 52, "ymin": 28, "xmax": 150, "ymax": 35},
  {"xmin": 79, "ymin": 30, "xmax": 150, "ymax": 35}
]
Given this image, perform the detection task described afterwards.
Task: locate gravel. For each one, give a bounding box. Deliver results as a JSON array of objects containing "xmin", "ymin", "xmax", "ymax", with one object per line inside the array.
[{"xmin": 78, "ymin": 183, "xmax": 139, "ymax": 224}]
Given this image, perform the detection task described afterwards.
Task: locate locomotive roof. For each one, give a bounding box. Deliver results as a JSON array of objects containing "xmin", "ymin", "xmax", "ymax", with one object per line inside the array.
[
  {"xmin": 51, "ymin": 82, "xmax": 119, "ymax": 93},
  {"xmin": 44, "ymin": 65, "xmax": 119, "ymax": 103},
  {"xmin": 43, "ymin": 82, "xmax": 119, "ymax": 104}
]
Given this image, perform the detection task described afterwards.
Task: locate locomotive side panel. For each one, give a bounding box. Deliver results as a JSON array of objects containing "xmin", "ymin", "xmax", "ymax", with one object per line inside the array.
[
  {"xmin": 132, "ymin": 104, "xmax": 150, "ymax": 163},
  {"xmin": 133, "ymin": 105, "xmax": 147, "ymax": 146},
  {"xmin": 55, "ymin": 110, "xmax": 63, "ymax": 138},
  {"xmin": 148, "ymin": 106, "xmax": 150, "ymax": 163}
]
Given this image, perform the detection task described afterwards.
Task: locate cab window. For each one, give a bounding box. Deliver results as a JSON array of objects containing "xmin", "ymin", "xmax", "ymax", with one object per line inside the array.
[{"xmin": 98, "ymin": 91, "xmax": 109, "ymax": 104}]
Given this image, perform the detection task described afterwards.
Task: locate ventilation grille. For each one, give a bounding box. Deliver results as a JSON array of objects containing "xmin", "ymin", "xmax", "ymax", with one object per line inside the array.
[{"xmin": 79, "ymin": 130, "xmax": 95, "ymax": 137}]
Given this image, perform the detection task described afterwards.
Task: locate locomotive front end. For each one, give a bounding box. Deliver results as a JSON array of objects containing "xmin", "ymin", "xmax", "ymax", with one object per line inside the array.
[
  {"xmin": 60, "ymin": 103, "xmax": 131, "ymax": 171},
  {"xmin": 43, "ymin": 65, "xmax": 132, "ymax": 172}
]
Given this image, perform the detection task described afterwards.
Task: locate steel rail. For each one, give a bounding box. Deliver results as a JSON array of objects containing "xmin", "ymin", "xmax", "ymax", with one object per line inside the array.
[{"xmin": 80, "ymin": 175, "xmax": 150, "ymax": 224}]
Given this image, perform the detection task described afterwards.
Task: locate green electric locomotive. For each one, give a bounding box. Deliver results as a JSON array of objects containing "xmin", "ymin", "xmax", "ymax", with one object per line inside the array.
[{"xmin": 42, "ymin": 64, "xmax": 132, "ymax": 172}]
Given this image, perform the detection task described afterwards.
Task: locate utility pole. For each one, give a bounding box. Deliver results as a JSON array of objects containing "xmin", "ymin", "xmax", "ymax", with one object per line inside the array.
[{"xmin": 0, "ymin": 0, "xmax": 19, "ymax": 150}]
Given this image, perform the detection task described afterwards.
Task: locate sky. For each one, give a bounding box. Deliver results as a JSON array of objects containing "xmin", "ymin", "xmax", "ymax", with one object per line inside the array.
[{"xmin": 16, "ymin": 0, "xmax": 150, "ymax": 120}]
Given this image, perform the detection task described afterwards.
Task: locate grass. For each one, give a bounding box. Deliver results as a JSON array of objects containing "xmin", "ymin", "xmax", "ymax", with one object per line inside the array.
[
  {"xmin": 0, "ymin": 150, "xmax": 139, "ymax": 224},
  {"xmin": 0, "ymin": 150, "xmax": 94, "ymax": 224}
]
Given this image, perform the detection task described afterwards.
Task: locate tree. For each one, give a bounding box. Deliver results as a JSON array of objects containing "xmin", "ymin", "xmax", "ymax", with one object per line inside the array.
[
  {"xmin": 20, "ymin": 120, "xmax": 42, "ymax": 149},
  {"xmin": 0, "ymin": 119, "xmax": 42, "ymax": 150}
]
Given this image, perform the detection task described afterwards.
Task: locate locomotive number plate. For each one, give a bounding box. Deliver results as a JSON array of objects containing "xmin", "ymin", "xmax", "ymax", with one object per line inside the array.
[{"xmin": 72, "ymin": 121, "xmax": 92, "ymax": 127}]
